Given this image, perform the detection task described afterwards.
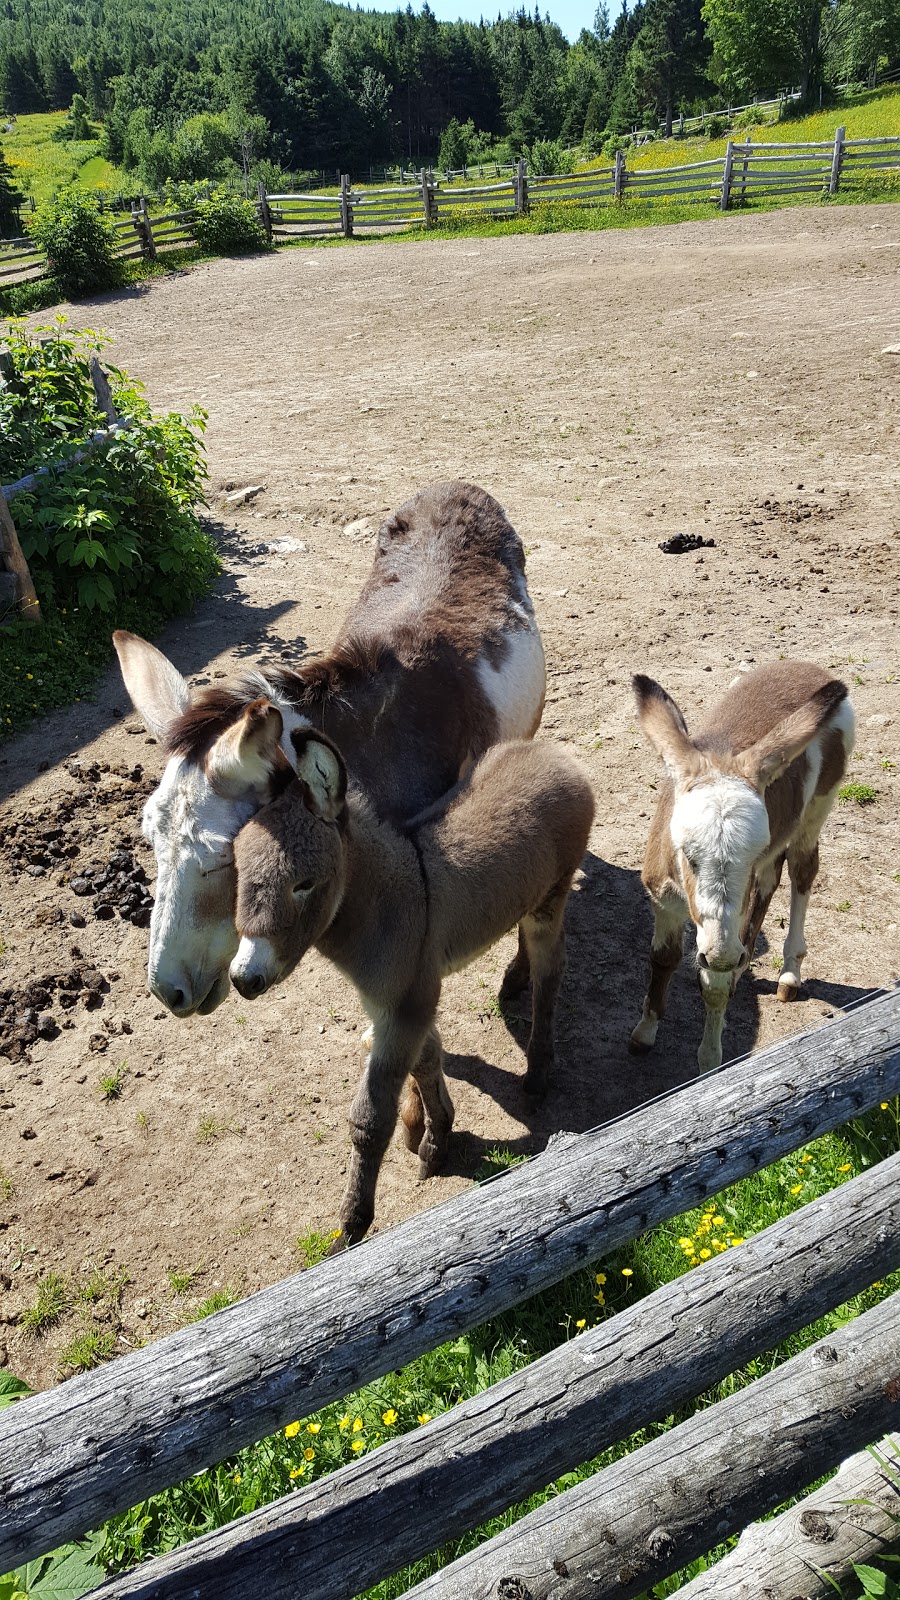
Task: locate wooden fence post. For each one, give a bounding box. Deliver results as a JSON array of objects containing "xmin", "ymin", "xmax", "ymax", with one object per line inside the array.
[
  {"xmin": 256, "ymin": 180, "xmax": 273, "ymax": 243},
  {"xmin": 339, "ymin": 174, "xmax": 353, "ymax": 238},
  {"xmin": 139, "ymin": 196, "xmax": 156, "ymax": 260},
  {"xmin": 613, "ymin": 148, "xmax": 626, "ymax": 200},
  {"xmin": 720, "ymin": 139, "xmax": 735, "ymax": 209},
  {"xmin": 739, "ymin": 137, "xmax": 751, "ymax": 204},
  {"xmin": 829, "ymin": 124, "xmax": 846, "ymax": 194},
  {"xmin": 420, "ymin": 168, "xmax": 434, "ymax": 228},
  {"xmin": 0, "ymin": 487, "xmax": 42, "ymax": 625},
  {"xmin": 515, "ymin": 156, "xmax": 528, "ymax": 215}
]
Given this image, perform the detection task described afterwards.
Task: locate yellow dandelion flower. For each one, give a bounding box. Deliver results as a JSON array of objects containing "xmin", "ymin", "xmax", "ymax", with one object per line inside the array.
[
  {"xmin": 881, "ymin": 1103, "xmax": 889, "ymax": 1110},
  {"xmin": 307, "ymin": 1422, "xmax": 321, "ymax": 1434},
  {"xmin": 382, "ymin": 1409, "xmax": 398, "ymax": 1426},
  {"xmin": 338, "ymin": 1415, "xmax": 351, "ymax": 1430},
  {"xmin": 730, "ymin": 1237, "xmax": 745, "ymax": 1246},
  {"xmin": 621, "ymin": 1267, "xmax": 634, "ymax": 1277},
  {"xmin": 417, "ymin": 1413, "xmax": 432, "ymax": 1425},
  {"xmin": 233, "ymin": 1473, "xmax": 242, "ymax": 1484},
  {"xmin": 351, "ymin": 1438, "xmax": 365, "ymax": 1453},
  {"xmin": 838, "ymin": 1163, "xmax": 852, "ymax": 1173},
  {"xmin": 595, "ymin": 1273, "xmax": 606, "ymax": 1285},
  {"xmin": 699, "ymin": 1248, "xmax": 712, "ymax": 1260},
  {"xmin": 711, "ymin": 1215, "xmax": 724, "ymax": 1225},
  {"xmin": 289, "ymin": 1466, "xmax": 305, "ymax": 1479},
  {"xmin": 575, "ymin": 1319, "xmax": 586, "ymax": 1330},
  {"xmin": 594, "ymin": 1290, "xmax": 605, "ymax": 1305},
  {"xmin": 678, "ymin": 1237, "xmax": 693, "ymax": 1249},
  {"xmin": 26, "ymin": 673, "xmax": 32, "ymax": 680},
  {"xmin": 352, "ymin": 1417, "xmax": 364, "ymax": 1432},
  {"xmin": 790, "ymin": 1184, "xmax": 803, "ymax": 1195},
  {"xmin": 284, "ymin": 1421, "xmax": 301, "ymax": 1438},
  {"xmin": 304, "ymin": 1447, "xmax": 315, "ymax": 1461}
]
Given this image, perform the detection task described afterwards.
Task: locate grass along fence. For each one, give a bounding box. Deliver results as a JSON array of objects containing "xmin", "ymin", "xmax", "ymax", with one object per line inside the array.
[
  {"xmin": 1, "ymin": 986, "xmax": 899, "ymax": 1597},
  {"xmin": 2, "ymin": 127, "xmax": 899, "ymax": 289}
]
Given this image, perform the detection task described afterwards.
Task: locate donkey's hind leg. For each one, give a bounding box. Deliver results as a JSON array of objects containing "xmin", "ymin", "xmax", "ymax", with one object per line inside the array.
[
  {"xmin": 404, "ymin": 1027, "xmax": 455, "ymax": 1180},
  {"xmin": 499, "ymin": 925, "xmax": 531, "ymax": 1001},
  {"xmin": 520, "ymin": 877, "xmax": 571, "ymax": 1100}
]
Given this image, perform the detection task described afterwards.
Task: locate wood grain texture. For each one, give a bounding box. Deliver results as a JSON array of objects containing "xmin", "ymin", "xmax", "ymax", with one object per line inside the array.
[
  {"xmin": 0, "ymin": 486, "xmax": 42, "ymax": 623},
  {"xmin": 403, "ymin": 1293, "xmax": 900, "ymax": 1600},
  {"xmin": 82, "ymin": 1152, "xmax": 900, "ymax": 1600},
  {"xmin": 2, "ymin": 989, "xmax": 899, "ymax": 1570},
  {"xmin": 675, "ymin": 1433, "xmax": 900, "ymax": 1599}
]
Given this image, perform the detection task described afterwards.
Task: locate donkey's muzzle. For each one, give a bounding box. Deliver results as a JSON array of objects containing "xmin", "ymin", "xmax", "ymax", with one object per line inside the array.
[{"xmin": 231, "ymin": 970, "xmax": 268, "ymax": 1000}]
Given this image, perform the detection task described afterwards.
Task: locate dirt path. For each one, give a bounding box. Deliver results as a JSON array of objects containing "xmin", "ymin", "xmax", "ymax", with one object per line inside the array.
[{"xmin": 2, "ymin": 204, "xmax": 899, "ymax": 1388}]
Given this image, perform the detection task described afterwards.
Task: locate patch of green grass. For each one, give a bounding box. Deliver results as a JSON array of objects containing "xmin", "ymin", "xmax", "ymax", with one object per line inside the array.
[
  {"xmin": 20, "ymin": 1270, "xmax": 68, "ymax": 1335},
  {"xmin": 296, "ymin": 1229, "xmax": 337, "ymax": 1268},
  {"xmin": 882, "ymin": 758, "xmax": 895, "ymax": 772},
  {"xmin": 58, "ymin": 1328, "xmax": 116, "ymax": 1373},
  {"xmin": 838, "ymin": 782, "xmax": 878, "ymax": 806},
  {"xmin": 836, "ymin": 900, "xmax": 851, "ymax": 913},
  {"xmin": 77, "ymin": 1265, "xmax": 129, "ymax": 1307},
  {"xmin": 168, "ymin": 1268, "xmax": 198, "ymax": 1295},
  {"xmin": 98, "ymin": 1062, "xmax": 128, "ymax": 1101},
  {"xmin": 189, "ymin": 1288, "xmax": 238, "ymax": 1320},
  {"xmin": 475, "ymin": 1145, "xmax": 529, "ymax": 1182},
  {"xmin": 0, "ymin": 1167, "xmax": 12, "ymax": 1201},
  {"xmin": 195, "ymin": 1115, "xmax": 232, "ymax": 1145}
]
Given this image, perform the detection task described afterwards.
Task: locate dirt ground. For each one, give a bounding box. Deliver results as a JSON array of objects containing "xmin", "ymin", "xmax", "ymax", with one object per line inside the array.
[{"xmin": 2, "ymin": 204, "xmax": 899, "ymax": 1390}]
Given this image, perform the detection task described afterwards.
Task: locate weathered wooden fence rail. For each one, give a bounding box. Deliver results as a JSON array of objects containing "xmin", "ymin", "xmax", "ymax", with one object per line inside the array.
[
  {"xmin": 83, "ymin": 1144, "xmax": 900, "ymax": 1600},
  {"xmin": 1, "ymin": 987, "xmax": 899, "ymax": 1589},
  {"xmin": 2, "ymin": 131, "xmax": 898, "ymax": 289}
]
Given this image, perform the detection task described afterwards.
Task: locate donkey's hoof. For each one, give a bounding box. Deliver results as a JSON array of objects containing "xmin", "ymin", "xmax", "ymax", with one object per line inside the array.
[
  {"xmin": 417, "ymin": 1139, "xmax": 447, "ymax": 1181},
  {"xmin": 777, "ymin": 978, "xmax": 800, "ymax": 1003},
  {"xmin": 628, "ymin": 1035, "xmax": 653, "ymax": 1057},
  {"xmin": 327, "ymin": 1231, "xmax": 350, "ymax": 1256}
]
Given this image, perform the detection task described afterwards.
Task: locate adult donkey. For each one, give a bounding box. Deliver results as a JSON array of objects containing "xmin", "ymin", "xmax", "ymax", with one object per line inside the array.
[{"xmin": 114, "ymin": 481, "xmax": 546, "ymax": 1018}]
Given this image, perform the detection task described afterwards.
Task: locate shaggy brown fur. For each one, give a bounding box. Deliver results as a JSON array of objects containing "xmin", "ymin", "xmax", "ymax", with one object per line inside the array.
[{"xmin": 231, "ymin": 732, "xmax": 594, "ymax": 1246}]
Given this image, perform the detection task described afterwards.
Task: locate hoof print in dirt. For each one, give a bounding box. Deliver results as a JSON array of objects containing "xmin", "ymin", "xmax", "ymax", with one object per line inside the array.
[{"xmin": 658, "ymin": 533, "xmax": 716, "ymax": 555}]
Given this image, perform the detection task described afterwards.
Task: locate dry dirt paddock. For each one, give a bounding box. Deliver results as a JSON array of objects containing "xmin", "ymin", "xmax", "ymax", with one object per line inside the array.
[{"xmin": 2, "ymin": 203, "xmax": 899, "ymax": 1389}]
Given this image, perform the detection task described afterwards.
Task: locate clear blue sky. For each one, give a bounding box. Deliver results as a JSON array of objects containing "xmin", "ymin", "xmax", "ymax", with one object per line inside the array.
[{"xmin": 426, "ymin": 0, "xmax": 599, "ymax": 43}]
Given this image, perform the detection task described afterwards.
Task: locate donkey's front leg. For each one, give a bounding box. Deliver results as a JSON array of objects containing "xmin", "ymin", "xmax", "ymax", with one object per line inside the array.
[
  {"xmin": 696, "ymin": 966, "xmax": 733, "ymax": 1073},
  {"xmin": 520, "ymin": 879, "xmax": 571, "ymax": 1099},
  {"xmin": 336, "ymin": 1004, "xmax": 434, "ymax": 1249},
  {"xmin": 630, "ymin": 896, "xmax": 685, "ymax": 1056}
]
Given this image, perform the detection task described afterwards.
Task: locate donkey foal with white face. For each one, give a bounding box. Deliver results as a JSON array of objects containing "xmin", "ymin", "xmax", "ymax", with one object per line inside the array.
[
  {"xmin": 630, "ymin": 662, "xmax": 854, "ymax": 1073},
  {"xmin": 231, "ymin": 731, "xmax": 594, "ymax": 1246}
]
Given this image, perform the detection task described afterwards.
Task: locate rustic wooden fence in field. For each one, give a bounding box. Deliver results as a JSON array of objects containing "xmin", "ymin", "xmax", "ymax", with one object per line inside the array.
[
  {"xmin": 1, "ymin": 986, "xmax": 899, "ymax": 1598},
  {"xmin": 2, "ymin": 128, "xmax": 899, "ymax": 289}
]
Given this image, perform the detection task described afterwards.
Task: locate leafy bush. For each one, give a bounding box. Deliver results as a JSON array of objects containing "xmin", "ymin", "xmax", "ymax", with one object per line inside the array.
[
  {"xmin": 527, "ymin": 139, "xmax": 575, "ymax": 176},
  {"xmin": 192, "ymin": 187, "xmax": 267, "ymax": 254},
  {"xmin": 0, "ymin": 319, "xmax": 215, "ymax": 617},
  {"xmin": 705, "ymin": 113, "xmax": 728, "ymax": 139},
  {"xmin": 27, "ymin": 187, "xmax": 121, "ymax": 297}
]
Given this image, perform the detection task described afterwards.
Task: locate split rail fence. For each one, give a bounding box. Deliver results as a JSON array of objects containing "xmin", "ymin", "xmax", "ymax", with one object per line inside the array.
[
  {"xmin": 2, "ymin": 128, "xmax": 899, "ymax": 290},
  {"xmin": 1, "ymin": 986, "xmax": 899, "ymax": 1597}
]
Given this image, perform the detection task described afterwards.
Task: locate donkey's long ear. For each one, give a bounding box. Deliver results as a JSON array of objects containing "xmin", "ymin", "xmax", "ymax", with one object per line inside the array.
[
  {"xmin": 739, "ymin": 679, "xmax": 848, "ymax": 790},
  {"xmin": 290, "ymin": 731, "xmax": 347, "ymax": 822},
  {"xmin": 633, "ymin": 674, "xmax": 699, "ymax": 778},
  {"xmin": 207, "ymin": 699, "xmax": 284, "ymax": 792},
  {"xmin": 113, "ymin": 631, "xmax": 190, "ymax": 741}
]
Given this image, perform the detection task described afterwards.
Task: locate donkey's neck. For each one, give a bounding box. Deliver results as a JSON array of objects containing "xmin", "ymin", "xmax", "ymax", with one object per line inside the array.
[{"xmin": 316, "ymin": 802, "xmax": 428, "ymax": 1006}]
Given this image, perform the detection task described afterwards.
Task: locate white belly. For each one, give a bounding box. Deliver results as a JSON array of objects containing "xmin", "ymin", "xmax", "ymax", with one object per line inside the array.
[{"xmin": 476, "ymin": 625, "xmax": 546, "ymax": 740}]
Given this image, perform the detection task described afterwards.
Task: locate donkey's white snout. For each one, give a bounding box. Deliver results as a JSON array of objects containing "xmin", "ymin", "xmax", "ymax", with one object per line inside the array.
[{"xmin": 230, "ymin": 937, "xmax": 278, "ymax": 999}]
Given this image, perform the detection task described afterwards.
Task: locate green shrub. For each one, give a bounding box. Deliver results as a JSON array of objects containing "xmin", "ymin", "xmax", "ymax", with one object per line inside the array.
[
  {"xmin": 705, "ymin": 113, "xmax": 728, "ymax": 139},
  {"xmin": 192, "ymin": 187, "xmax": 267, "ymax": 255},
  {"xmin": 27, "ymin": 187, "xmax": 121, "ymax": 298},
  {"xmin": 527, "ymin": 139, "xmax": 575, "ymax": 176},
  {"xmin": 0, "ymin": 319, "xmax": 215, "ymax": 616}
]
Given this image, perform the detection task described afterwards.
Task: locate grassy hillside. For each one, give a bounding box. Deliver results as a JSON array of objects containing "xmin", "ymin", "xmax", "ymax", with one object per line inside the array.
[{"xmin": 1, "ymin": 111, "xmax": 127, "ymax": 207}]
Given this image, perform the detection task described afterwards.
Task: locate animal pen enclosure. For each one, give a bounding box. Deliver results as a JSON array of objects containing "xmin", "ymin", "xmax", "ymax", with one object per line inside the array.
[
  {"xmin": 1, "ymin": 130, "xmax": 899, "ymax": 285},
  {"xmin": 2, "ymin": 986, "xmax": 899, "ymax": 1598}
]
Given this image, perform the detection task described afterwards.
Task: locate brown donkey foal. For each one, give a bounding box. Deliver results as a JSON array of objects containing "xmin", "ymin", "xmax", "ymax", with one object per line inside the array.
[
  {"xmin": 231, "ymin": 729, "xmax": 594, "ymax": 1247},
  {"xmin": 630, "ymin": 662, "xmax": 853, "ymax": 1074}
]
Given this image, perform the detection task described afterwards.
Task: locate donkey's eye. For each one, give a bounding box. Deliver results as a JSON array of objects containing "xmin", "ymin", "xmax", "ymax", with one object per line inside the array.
[{"xmin": 293, "ymin": 878, "xmax": 316, "ymax": 895}]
